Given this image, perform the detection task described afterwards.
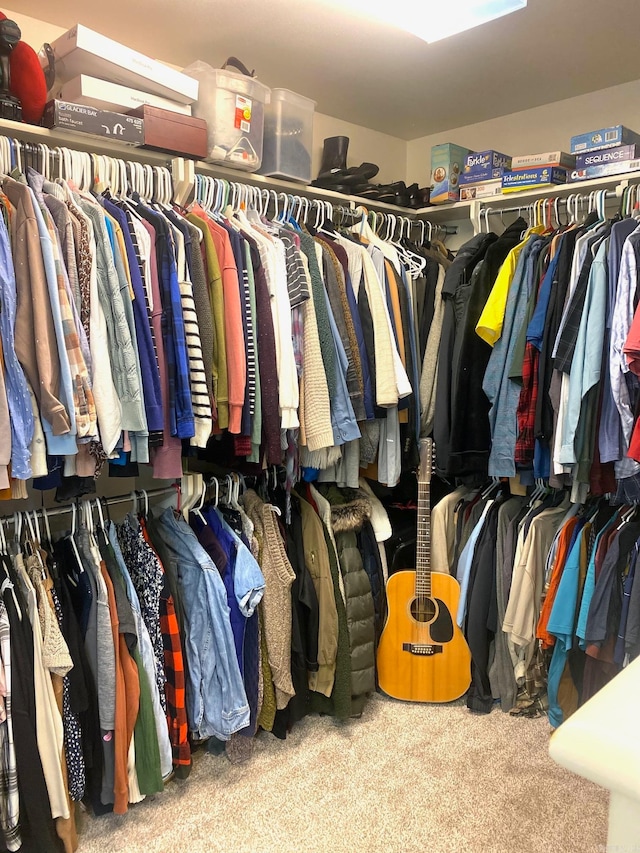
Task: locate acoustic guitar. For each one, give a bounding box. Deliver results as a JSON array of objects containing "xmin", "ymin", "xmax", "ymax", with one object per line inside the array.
[{"xmin": 377, "ymin": 437, "xmax": 471, "ymax": 702}]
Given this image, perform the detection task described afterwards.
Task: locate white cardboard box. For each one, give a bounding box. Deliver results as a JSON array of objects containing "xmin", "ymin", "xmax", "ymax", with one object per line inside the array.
[
  {"xmin": 57, "ymin": 75, "xmax": 192, "ymax": 117},
  {"xmin": 460, "ymin": 181, "xmax": 503, "ymax": 200},
  {"xmin": 46, "ymin": 24, "xmax": 198, "ymax": 105}
]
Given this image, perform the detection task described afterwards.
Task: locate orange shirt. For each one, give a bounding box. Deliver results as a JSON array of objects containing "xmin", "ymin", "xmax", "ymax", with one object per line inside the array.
[
  {"xmin": 537, "ymin": 516, "xmax": 579, "ymax": 649},
  {"xmin": 101, "ymin": 563, "xmax": 139, "ymax": 814}
]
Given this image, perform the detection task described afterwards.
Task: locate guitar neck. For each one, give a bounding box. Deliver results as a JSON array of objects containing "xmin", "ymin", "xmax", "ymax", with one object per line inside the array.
[{"xmin": 416, "ymin": 480, "xmax": 431, "ymax": 597}]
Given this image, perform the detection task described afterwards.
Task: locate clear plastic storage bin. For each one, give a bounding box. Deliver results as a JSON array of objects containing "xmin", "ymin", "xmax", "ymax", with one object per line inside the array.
[
  {"xmin": 259, "ymin": 88, "xmax": 316, "ymax": 183},
  {"xmin": 183, "ymin": 61, "xmax": 271, "ymax": 172}
]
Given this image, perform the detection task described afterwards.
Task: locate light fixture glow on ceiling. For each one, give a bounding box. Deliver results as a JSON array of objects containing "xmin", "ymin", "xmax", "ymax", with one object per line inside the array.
[{"xmin": 337, "ymin": 0, "xmax": 527, "ymax": 43}]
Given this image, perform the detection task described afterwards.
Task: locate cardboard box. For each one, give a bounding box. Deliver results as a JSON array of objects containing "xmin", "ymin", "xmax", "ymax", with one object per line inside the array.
[
  {"xmin": 430, "ymin": 143, "xmax": 471, "ymax": 203},
  {"xmin": 575, "ymin": 145, "xmax": 640, "ymax": 170},
  {"xmin": 464, "ymin": 150, "xmax": 511, "ymax": 170},
  {"xmin": 46, "ymin": 24, "xmax": 198, "ymax": 105},
  {"xmin": 57, "ymin": 75, "xmax": 192, "ymax": 117},
  {"xmin": 460, "ymin": 180, "xmax": 503, "ymax": 200},
  {"xmin": 128, "ymin": 105, "xmax": 207, "ymax": 159},
  {"xmin": 43, "ymin": 99, "xmax": 144, "ymax": 144},
  {"xmin": 511, "ymin": 151, "xmax": 575, "ymax": 170},
  {"xmin": 460, "ymin": 166, "xmax": 508, "ymax": 186},
  {"xmin": 502, "ymin": 167, "xmax": 567, "ymax": 192},
  {"xmin": 570, "ymin": 125, "xmax": 640, "ymax": 154},
  {"xmin": 569, "ymin": 158, "xmax": 640, "ymax": 182}
]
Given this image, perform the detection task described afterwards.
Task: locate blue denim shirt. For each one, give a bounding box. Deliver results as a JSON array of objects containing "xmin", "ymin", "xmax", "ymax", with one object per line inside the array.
[
  {"xmin": 151, "ymin": 509, "xmax": 249, "ymax": 740},
  {"xmin": 484, "ymin": 236, "xmax": 543, "ymax": 477},
  {"xmin": 0, "ymin": 217, "xmax": 34, "ymax": 478},
  {"xmin": 324, "ymin": 288, "xmax": 361, "ymax": 446}
]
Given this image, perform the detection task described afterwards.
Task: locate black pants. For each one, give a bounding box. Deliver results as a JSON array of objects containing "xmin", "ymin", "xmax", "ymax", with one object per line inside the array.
[
  {"xmin": 3, "ymin": 557, "xmax": 61, "ymax": 851},
  {"xmin": 465, "ymin": 505, "xmax": 500, "ymax": 714}
]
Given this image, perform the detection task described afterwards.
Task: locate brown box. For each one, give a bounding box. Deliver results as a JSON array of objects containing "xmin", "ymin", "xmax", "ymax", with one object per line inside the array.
[{"xmin": 128, "ymin": 105, "xmax": 207, "ymax": 159}]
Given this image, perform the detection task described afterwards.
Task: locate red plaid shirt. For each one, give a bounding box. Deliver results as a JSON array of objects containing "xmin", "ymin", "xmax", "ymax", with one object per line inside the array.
[
  {"xmin": 141, "ymin": 520, "xmax": 191, "ymax": 769},
  {"xmin": 515, "ymin": 341, "xmax": 539, "ymax": 467}
]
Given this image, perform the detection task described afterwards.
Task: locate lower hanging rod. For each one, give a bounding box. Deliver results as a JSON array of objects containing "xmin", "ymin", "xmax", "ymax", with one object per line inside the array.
[{"xmin": 0, "ymin": 484, "xmax": 178, "ymax": 524}]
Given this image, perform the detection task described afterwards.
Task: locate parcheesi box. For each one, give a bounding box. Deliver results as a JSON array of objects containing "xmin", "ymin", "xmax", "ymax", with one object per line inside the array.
[{"xmin": 430, "ymin": 143, "xmax": 471, "ymax": 203}]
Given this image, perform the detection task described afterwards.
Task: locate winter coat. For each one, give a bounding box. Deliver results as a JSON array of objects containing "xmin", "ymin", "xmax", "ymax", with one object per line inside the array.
[{"xmin": 322, "ymin": 487, "xmax": 376, "ymax": 716}]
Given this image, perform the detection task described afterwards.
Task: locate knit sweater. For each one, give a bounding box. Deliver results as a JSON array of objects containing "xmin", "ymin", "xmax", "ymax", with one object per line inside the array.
[
  {"xmin": 299, "ymin": 257, "xmax": 333, "ymax": 452},
  {"xmin": 244, "ymin": 490, "xmax": 296, "ymax": 710},
  {"xmin": 299, "ymin": 231, "xmax": 337, "ymax": 398}
]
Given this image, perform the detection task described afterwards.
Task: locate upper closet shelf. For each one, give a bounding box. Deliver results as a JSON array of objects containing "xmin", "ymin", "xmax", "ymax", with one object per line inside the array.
[
  {"xmin": 0, "ymin": 118, "xmax": 420, "ymax": 217},
  {"xmin": 4, "ymin": 118, "xmax": 640, "ymax": 224},
  {"xmin": 424, "ymin": 169, "xmax": 640, "ymax": 223}
]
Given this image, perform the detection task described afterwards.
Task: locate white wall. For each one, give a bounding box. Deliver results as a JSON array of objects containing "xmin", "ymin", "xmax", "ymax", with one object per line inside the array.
[
  {"xmin": 407, "ymin": 79, "xmax": 640, "ymax": 186},
  {"xmin": 312, "ymin": 113, "xmax": 406, "ymax": 185}
]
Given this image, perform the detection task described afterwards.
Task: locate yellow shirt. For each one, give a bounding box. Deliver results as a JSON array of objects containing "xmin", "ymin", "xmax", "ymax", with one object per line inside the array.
[{"xmin": 475, "ymin": 226, "xmax": 545, "ymax": 347}]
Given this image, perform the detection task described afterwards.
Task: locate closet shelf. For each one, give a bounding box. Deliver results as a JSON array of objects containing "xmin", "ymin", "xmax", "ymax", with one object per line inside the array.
[
  {"xmin": 420, "ymin": 169, "xmax": 640, "ymax": 222},
  {"xmin": 6, "ymin": 118, "xmax": 640, "ymax": 225},
  {"xmin": 1, "ymin": 118, "xmax": 422, "ymax": 217}
]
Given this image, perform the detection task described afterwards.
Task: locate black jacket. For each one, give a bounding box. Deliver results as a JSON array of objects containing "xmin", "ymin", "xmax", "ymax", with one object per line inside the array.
[
  {"xmin": 448, "ymin": 219, "xmax": 528, "ymax": 479},
  {"xmin": 433, "ymin": 232, "xmax": 498, "ymax": 479}
]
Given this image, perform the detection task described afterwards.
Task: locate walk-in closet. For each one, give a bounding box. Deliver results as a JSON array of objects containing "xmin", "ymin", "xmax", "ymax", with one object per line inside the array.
[{"xmin": 0, "ymin": 1, "xmax": 639, "ymax": 851}]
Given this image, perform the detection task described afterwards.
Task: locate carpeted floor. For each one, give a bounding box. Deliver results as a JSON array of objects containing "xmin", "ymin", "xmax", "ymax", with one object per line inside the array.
[{"xmin": 75, "ymin": 693, "xmax": 608, "ymax": 853}]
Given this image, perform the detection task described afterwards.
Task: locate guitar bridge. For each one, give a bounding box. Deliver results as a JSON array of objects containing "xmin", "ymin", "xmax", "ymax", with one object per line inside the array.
[{"xmin": 402, "ymin": 643, "xmax": 443, "ymax": 656}]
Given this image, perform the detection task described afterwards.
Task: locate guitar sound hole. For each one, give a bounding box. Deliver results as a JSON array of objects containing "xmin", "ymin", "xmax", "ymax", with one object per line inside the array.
[{"xmin": 410, "ymin": 596, "xmax": 436, "ymax": 623}]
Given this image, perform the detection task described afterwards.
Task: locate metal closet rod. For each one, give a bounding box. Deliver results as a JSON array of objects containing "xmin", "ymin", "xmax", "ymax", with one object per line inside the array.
[
  {"xmin": 485, "ymin": 189, "xmax": 620, "ymax": 216},
  {"xmin": 345, "ymin": 207, "xmax": 458, "ymax": 236},
  {"xmin": 0, "ymin": 484, "xmax": 178, "ymax": 525}
]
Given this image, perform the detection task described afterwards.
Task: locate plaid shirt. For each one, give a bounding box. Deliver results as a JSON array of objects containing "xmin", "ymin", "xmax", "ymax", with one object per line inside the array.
[
  {"xmin": 0, "ymin": 601, "xmax": 20, "ymax": 852},
  {"xmin": 515, "ymin": 341, "xmax": 539, "ymax": 467},
  {"xmin": 140, "ymin": 521, "xmax": 190, "ymax": 769}
]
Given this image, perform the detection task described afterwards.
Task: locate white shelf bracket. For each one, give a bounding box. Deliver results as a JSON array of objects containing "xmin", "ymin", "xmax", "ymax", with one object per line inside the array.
[{"xmin": 470, "ymin": 200, "xmax": 482, "ymax": 235}]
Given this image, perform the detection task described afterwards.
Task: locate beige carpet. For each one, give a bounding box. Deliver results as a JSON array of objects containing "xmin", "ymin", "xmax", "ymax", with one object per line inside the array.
[{"xmin": 75, "ymin": 693, "xmax": 608, "ymax": 853}]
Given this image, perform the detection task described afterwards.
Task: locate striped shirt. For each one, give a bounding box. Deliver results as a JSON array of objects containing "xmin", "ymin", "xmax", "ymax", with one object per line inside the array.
[
  {"xmin": 0, "ymin": 600, "xmax": 20, "ymax": 852},
  {"xmin": 179, "ymin": 280, "xmax": 212, "ymax": 447},
  {"xmin": 280, "ymin": 233, "xmax": 310, "ymax": 307}
]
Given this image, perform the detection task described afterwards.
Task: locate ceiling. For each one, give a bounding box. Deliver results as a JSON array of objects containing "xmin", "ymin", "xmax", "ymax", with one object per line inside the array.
[{"xmin": 16, "ymin": 0, "xmax": 640, "ymax": 140}]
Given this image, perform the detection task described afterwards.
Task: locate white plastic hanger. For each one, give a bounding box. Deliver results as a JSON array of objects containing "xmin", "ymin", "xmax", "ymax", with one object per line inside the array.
[
  {"xmin": 192, "ymin": 480, "xmax": 208, "ymax": 526},
  {"xmin": 41, "ymin": 505, "xmax": 52, "ymax": 545},
  {"xmin": 68, "ymin": 503, "xmax": 84, "ymax": 574},
  {"xmin": 94, "ymin": 497, "xmax": 107, "ymax": 534}
]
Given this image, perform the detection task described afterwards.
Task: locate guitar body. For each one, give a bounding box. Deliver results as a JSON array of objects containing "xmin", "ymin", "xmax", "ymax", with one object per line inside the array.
[{"xmin": 377, "ymin": 569, "xmax": 471, "ymax": 703}]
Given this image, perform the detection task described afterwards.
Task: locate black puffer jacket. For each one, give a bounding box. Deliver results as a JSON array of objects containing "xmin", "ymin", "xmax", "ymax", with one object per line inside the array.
[{"xmin": 322, "ymin": 487, "xmax": 376, "ymax": 716}]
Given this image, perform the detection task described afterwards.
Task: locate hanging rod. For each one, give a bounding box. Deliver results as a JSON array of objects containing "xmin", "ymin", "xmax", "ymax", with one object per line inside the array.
[
  {"xmin": 0, "ymin": 484, "xmax": 178, "ymax": 525},
  {"xmin": 482, "ymin": 188, "xmax": 622, "ymax": 217},
  {"xmin": 0, "ymin": 121, "xmax": 429, "ymax": 217}
]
